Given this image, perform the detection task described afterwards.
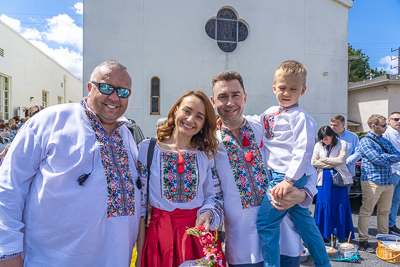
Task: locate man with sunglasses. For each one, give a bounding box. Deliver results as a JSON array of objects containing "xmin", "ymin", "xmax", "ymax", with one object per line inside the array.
[
  {"xmin": 383, "ymin": 112, "xmax": 400, "ymax": 235},
  {"xmin": 0, "ymin": 61, "xmax": 141, "ymax": 266},
  {"xmin": 357, "ymin": 114, "xmax": 400, "ymax": 252}
]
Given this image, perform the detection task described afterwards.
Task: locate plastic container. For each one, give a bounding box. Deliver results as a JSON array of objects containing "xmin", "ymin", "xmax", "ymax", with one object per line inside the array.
[{"xmin": 339, "ymin": 243, "xmax": 358, "ymax": 258}]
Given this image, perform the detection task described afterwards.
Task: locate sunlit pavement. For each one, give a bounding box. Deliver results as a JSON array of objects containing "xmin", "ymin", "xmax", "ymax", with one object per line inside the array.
[{"xmin": 302, "ymin": 197, "xmax": 400, "ymax": 267}]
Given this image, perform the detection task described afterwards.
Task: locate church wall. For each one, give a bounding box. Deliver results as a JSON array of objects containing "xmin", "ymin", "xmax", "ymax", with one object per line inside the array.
[{"xmin": 83, "ymin": 0, "xmax": 352, "ymax": 138}]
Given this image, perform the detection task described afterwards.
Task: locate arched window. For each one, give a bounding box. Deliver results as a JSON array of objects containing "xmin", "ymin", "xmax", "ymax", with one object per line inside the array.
[{"xmin": 150, "ymin": 77, "xmax": 160, "ymax": 115}]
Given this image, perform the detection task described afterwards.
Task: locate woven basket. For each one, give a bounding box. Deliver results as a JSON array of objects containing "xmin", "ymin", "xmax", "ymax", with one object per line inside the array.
[{"xmin": 376, "ymin": 241, "xmax": 400, "ymax": 264}]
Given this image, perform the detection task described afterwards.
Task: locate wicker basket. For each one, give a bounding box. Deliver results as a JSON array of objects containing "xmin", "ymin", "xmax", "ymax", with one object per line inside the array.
[{"xmin": 376, "ymin": 241, "xmax": 400, "ymax": 264}]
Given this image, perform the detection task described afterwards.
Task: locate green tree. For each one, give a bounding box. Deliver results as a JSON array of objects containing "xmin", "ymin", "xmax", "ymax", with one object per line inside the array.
[
  {"xmin": 369, "ymin": 67, "xmax": 387, "ymax": 77},
  {"xmin": 348, "ymin": 44, "xmax": 387, "ymax": 82}
]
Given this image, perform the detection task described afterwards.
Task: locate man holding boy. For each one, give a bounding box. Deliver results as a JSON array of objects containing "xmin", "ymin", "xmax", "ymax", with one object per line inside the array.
[
  {"xmin": 0, "ymin": 61, "xmax": 141, "ymax": 266},
  {"xmin": 210, "ymin": 70, "xmax": 317, "ymax": 266},
  {"xmin": 357, "ymin": 114, "xmax": 400, "ymax": 252}
]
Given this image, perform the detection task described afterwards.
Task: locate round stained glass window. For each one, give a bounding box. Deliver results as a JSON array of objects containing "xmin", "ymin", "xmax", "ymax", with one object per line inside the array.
[{"xmin": 205, "ymin": 8, "xmax": 248, "ymax": 53}]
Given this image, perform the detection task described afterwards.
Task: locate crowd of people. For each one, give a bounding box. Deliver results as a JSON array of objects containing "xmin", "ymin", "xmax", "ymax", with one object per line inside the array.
[
  {"xmin": 0, "ymin": 106, "xmax": 45, "ymax": 165},
  {"xmin": 0, "ymin": 59, "xmax": 400, "ymax": 267}
]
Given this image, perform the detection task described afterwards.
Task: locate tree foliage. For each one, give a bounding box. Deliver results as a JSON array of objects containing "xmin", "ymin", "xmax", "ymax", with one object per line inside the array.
[{"xmin": 348, "ymin": 44, "xmax": 387, "ymax": 82}]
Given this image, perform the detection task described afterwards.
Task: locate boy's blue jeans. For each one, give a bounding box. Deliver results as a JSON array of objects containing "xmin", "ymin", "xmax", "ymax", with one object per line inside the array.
[{"xmin": 256, "ymin": 171, "xmax": 330, "ymax": 267}]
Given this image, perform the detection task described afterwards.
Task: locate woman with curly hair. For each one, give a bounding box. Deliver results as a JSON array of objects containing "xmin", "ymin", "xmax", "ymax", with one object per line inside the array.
[{"xmin": 136, "ymin": 90, "xmax": 225, "ymax": 267}]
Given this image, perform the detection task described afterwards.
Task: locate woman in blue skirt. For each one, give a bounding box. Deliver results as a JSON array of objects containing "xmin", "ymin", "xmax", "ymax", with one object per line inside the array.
[{"xmin": 312, "ymin": 126, "xmax": 355, "ymax": 241}]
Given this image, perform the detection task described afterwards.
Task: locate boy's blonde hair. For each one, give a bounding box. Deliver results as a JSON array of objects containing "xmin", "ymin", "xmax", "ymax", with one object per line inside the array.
[{"xmin": 274, "ymin": 60, "xmax": 307, "ymax": 86}]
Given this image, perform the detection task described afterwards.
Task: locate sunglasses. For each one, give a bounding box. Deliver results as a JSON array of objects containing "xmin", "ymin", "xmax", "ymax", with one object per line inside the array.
[
  {"xmin": 391, "ymin": 118, "xmax": 400, "ymax": 122},
  {"xmin": 377, "ymin": 124, "xmax": 388, "ymax": 128},
  {"xmin": 91, "ymin": 82, "xmax": 131, "ymax": 98}
]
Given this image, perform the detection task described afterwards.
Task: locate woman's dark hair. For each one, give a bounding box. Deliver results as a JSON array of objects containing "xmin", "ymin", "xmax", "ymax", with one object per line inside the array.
[{"xmin": 317, "ymin": 125, "xmax": 339, "ymax": 147}]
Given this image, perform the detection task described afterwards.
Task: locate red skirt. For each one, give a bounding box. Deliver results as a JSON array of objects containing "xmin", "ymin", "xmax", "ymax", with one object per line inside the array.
[{"xmin": 141, "ymin": 207, "xmax": 225, "ymax": 267}]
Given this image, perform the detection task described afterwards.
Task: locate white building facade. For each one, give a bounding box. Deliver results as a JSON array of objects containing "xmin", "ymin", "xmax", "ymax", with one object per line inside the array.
[
  {"xmin": 348, "ymin": 75, "xmax": 400, "ymax": 132},
  {"xmin": 83, "ymin": 0, "xmax": 353, "ymax": 137},
  {"xmin": 0, "ymin": 20, "xmax": 82, "ymax": 120}
]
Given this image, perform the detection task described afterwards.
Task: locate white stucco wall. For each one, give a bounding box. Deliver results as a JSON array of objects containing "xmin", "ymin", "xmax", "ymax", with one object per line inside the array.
[
  {"xmin": 0, "ymin": 20, "xmax": 82, "ymax": 119},
  {"xmin": 83, "ymin": 0, "xmax": 352, "ymax": 137},
  {"xmin": 348, "ymin": 80, "xmax": 400, "ymax": 132}
]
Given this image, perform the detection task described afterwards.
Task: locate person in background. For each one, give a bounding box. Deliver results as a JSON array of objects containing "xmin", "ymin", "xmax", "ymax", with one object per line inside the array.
[
  {"xmin": 27, "ymin": 105, "xmax": 45, "ymax": 118},
  {"xmin": 383, "ymin": 111, "xmax": 400, "ymax": 235},
  {"xmin": 136, "ymin": 90, "xmax": 224, "ymax": 267},
  {"xmin": 330, "ymin": 115, "xmax": 361, "ymax": 182},
  {"xmin": 6, "ymin": 119, "xmax": 15, "ymax": 129},
  {"xmin": 312, "ymin": 126, "xmax": 354, "ymax": 242},
  {"xmin": 12, "ymin": 117, "xmax": 20, "ymax": 126},
  {"xmin": 156, "ymin": 117, "xmax": 168, "ymax": 128},
  {"xmin": 9, "ymin": 124, "xmax": 18, "ymax": 142},
  {"xmin": 18, "ymin": 118, "xmax": 26, "ymax": 128},
  {"xmin": 0, "ymin": 124, "xmax": 9, "ymax": 139},
  {"xmin": 0, "ymin": 60, "xmax": 141, "ymax": 266},
  {"xmin": 357, "ymin": 114, "xmax": 400, "ymax": 252}
]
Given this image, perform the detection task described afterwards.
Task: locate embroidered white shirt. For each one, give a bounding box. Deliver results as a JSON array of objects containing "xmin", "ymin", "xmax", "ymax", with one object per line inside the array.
[
  {"xmin": 215, "ymin": 115, "xmax": 316, "ymax": 264},
  {"xmin": 137, "ymin": 140, "xmax": 224, "ymax": 230},
  {"xmin": 0, "ymin": 101, "xmax": 141, "ymax": 266},
  {"xmin": 261, "ymin": 105, "xmax": 317, "ymax": 183}
]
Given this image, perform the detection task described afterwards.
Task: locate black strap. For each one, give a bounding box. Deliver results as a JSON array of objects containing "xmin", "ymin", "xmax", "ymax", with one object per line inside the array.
[
  {"xmin": 145, "ymin": 138, "xmax": 157, "ymax": 224},
  {"xmin": 362, "ymin": 136, "xmax": 388, "ymax": 153}
]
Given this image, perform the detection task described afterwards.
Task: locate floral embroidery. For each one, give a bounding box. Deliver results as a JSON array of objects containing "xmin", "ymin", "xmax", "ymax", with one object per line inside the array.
[
  {"xmin": 161, "ymin": 151, "xmax": 198, "ymax": 203},
  {"xmin": 221, "ymin": 122, "xmax": 267, "ymax": 209},
  {"xmin": 81, "ymin": 99, "xmax": 135, "ymax": 217},
  {"xmin": 211, "ymin": 167, "xmax": 224, "ymax": 214},
  {"xmin": 263, "ymin": 104, "xmax": 297, "ymax": 139},
  {"xmin": 0, "ymin": 253, "xmax": 20, "ymax": 261},
  {"xmin": 263, "ymin": 110, "xmax": 280, "ymax": 139},
  {"xmin": 137, "ymin": 160, "xmax": 148, "ymax": 202}
]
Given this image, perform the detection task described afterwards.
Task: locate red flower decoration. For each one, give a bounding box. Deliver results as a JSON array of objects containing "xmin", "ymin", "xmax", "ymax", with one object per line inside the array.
[{"xmin": 199, "ymin": 232, "xmax": 214, "ymax": 245}]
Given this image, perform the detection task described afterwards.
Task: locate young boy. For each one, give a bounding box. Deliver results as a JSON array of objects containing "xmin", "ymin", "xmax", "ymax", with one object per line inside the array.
[{"xmin": 256, "ymin": 60, "xmax": 330, "ymax": 267}]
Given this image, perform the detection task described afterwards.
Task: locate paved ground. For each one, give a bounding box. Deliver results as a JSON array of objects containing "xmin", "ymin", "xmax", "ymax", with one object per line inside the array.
[{"xmin": 301, "ymin": 197, "xmax": 400, "ymax": 266}]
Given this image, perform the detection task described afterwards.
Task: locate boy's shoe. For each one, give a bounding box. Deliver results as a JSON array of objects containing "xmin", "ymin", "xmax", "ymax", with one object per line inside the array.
[
  {"xmin": 389, "ymin": 225, "xmax": 400, "ymax": 235},
  {"xmin": 359, "ymin": 241, "xmax": 375, "ymax": 253}
]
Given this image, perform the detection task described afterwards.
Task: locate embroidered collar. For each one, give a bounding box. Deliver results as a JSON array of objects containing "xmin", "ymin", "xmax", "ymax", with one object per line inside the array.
[
  {"xmin": 220, "ymin": 117, "xmax": 247, "ymax": 132},
  {"xmin": 278, "ymin": 103, "xmax": 298, "ymax": 112}
]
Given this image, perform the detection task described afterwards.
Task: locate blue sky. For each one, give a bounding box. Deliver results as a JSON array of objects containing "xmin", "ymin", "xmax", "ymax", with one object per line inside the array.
[
  {"xmin": 0, "ymin": 0, "xmax": 83, "ymax": 79},
  {"xmin": 0, "ymin": 1, "xmax": 399, "ymax": 80},
  {"xmin": 349, "ymin": 0, "xmax": 400, "ymax": 75}
]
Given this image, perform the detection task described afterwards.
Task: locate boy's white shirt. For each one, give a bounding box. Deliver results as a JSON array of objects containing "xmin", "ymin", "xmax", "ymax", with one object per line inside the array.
[
  {"xmin": 215, "ymin": 115, "xmax": 315, "ymax": 264},
  {"xmin": 260, "ymin": 105, "xmax": 317, "ymax": 183}
]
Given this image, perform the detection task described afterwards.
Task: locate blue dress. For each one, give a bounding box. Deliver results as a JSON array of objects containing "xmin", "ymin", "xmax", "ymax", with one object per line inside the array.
[{"xmin": 314, "ymin": 157, "xmax": 355, "ymax": 240}]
